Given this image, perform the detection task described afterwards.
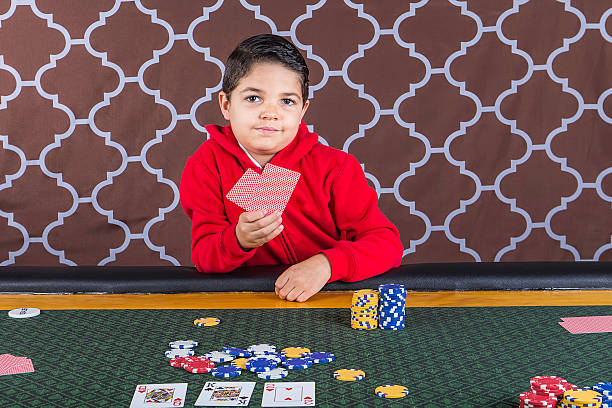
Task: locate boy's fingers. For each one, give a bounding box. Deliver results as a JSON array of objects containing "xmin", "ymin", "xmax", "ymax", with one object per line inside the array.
[
  {"xmin": 285, "ymin": 287, "xmax": 303, "ymax": 302},
  {"xmin": 244, "ymin": 211, "xmax": 266, "ymax": 222},
  {"xmin": 275, "ymin": 271, "xmax": 290, "ymax": 290}
]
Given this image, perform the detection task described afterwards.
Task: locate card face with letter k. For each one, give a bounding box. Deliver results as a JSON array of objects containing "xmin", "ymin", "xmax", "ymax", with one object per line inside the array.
[
  {"xmin": 195, "ymin": 381, "xmax": 255, "ymax": 406},
  {"xmin": 261, "ymin": 382, "xmax": 315, "ymax": 407},
  {"xmin": 129, "ymin": 383, "xmax": 187, "ymax": 407}
]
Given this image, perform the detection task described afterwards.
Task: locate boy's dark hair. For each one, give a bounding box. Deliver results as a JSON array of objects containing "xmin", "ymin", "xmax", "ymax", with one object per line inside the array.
[{"xmin": 222, "ymin": 34, "xmax": 309, "ymax": 105}]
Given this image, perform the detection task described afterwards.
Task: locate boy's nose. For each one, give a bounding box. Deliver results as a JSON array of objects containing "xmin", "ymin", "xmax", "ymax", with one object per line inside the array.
[{"xmin": 260, "ymin": 104, "xmax": 279, "ymax": 120}]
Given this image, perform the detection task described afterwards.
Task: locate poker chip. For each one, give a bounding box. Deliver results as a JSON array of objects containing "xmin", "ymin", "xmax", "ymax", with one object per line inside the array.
[
  {"xmin": 257, "ymin": 367, "xmax": 289, "ymax": 380},
  {"xmin": 231, "ymin": 358, "xmax": 250, "ymax": 369},
  {"xmin": 247, "ymin": 344, "xmax": 277, "ymax": 355},
  {"xmin": 211, "ymin": 365, "xmax": 242, "ymax": 378},
  {"xmin": 8, "ymin": 308, "xmax": 41, "ymax": 319},
  {"xmin": 169, "ymin": 340, "xmax": 198, "ymax": 349},
  {"xmin": 307, "ymin": 352, "xmax": 335, "ymax": 363},
  {"xmin": 183, "ymin": 358, "xmax": 215, "ymax": 374},
  {"xmin": 204, "ymin": 351, "xmax": 235, "ymax": 363},
  {"xmin": 281, "ymin": 347, "xmax": 310, "ymax": 358},
  {"xmin": 375, "ymin": 385, "xmax": 410, "ymax": 399},
  {"xmin": 378, "ymin": 284, "xmax": 406, "ymax": 330},
  {"xmin": 222, "ymin": 347, "xmax": 251, "ymax": 357},
  {"xmin": 519, "ymin": 391, "xmax": 557, "ymax": 407},
  {"xmin": 253, "ymin": 354, "xmax": 283, "ymax": 364},
  {"xmin": 246, "ymin": 357, "xmax": 277, "ymax": 372},
  {"xmin": 562, "ymin": 389, "xmax": 603, "ymax": 405},
  {"xmin": 169, "ymin": 357, "xmax": 187, "ymax": 368},
  {"xmin": 350, "ymin": 289, "xmax": 379, "ymax": 330},
  {"xmin": 282, "ymin": 358, "xmax": 313, "ymax": 370},
  {"xmin": 333, "ymin": 369, "xmax": 365, "ymax": 381},
  {"xmin": 593, "ymin": 383, "xmax": 612, "ymax": 397},
  {"xmin": 194, "ymin": 317, "xmax": 220, "ymax": 327},
  {"xmin": 165, "ymin": 349, "xmax": 194, "ymax": 359}
]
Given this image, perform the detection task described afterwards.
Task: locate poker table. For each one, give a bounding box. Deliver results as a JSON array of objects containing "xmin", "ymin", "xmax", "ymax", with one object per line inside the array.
[{"xmin": 1, "ymin": 289, "xmax": 611, "ymax": 407}]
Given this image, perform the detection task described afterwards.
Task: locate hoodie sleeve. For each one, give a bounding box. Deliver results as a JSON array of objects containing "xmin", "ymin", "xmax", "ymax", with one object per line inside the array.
[
  {"xmin": 180, "ymin": 155, "xmax": 256, "ymax": 273},
  {"xmin": 320, "ymin": 154, "xmax": 404, "ymax": 282}
]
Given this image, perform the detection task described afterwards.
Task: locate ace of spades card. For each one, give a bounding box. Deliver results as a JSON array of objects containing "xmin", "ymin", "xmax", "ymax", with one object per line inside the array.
[
  {"xmin": 129, "ymin": 383, "xmax": 187, "ymax": 407},
  {"xmin": 261, "ymin": 382, "xmax": 315, "ymax": 407},
  {"xmin": 195, "ymin": 381, "xmax": 256, "ymax": 406}
]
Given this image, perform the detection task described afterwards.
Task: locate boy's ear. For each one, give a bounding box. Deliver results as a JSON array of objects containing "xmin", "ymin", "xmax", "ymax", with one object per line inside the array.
[
  {"xmin": 299, "ymin": 99, "xmax": 310, "ymax": 120},
  {"xmin": 219, "ymin": 91, "xmax": 231, "ymax": 120}
]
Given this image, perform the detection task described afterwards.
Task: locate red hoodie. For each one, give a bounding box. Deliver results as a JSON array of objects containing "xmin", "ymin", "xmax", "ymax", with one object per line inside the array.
[{"xmin": 179, "ymin": 121, "xmax": 403, "ymax": 283}]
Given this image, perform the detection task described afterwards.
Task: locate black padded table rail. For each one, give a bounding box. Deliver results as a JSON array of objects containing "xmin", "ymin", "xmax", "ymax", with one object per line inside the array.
[{"xmin": 0, "ymin": 262, "xmax": 611, "ymax": 293}]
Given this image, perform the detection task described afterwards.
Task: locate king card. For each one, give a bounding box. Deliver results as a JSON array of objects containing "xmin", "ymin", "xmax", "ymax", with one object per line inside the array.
[
  {"xmin": 129, "ymin": 383, "xmax": 187, "ymax": 408},
  {"xmin": 195, "ymin": 381, "xmax": 256, "ymax": 406}
]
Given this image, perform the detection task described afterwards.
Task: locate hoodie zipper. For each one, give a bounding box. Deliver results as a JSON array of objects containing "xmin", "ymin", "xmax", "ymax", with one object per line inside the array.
[{"xmin": 279, "ymin": 227, "xmax": 298, "ymax": 264}]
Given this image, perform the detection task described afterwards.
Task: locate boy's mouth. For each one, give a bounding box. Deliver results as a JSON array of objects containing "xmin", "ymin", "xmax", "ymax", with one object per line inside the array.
[{"xmin": 256, "ymin": 127, "xmax": 280, "ymax": 134}]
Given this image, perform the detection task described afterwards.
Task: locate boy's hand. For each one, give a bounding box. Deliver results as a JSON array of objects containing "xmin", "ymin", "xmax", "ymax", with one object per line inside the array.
[
  {"xmin": 275, "ymin": 254, "xmax": 332, "ymax": 302},
  {"xmin": 235, "ymin": 210, "xmax": 283, "ymax": 250}
]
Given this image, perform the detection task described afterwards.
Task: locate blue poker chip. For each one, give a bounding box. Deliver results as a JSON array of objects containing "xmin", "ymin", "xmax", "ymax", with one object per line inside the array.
[
  {"xmin": 283, "ymin": 358, "xmax": 313, "ymax": 370},
  {"xmin": 307, "ymin": 352, "xmax": 335, "ymax": 363},
  {"xmin": 211, "ymin": 366, "xmax": 242, "ymax": 378},
  {"xmin": 222, "ymin": 347, "xmax": 251, "ymax": 357},
  {"xmin": 246, "ymin": 357, "xmax": 277, "ymax": 372}
]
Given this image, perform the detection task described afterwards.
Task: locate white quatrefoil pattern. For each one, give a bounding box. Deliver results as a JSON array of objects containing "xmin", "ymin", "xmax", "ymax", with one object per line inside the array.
[{"xmin": 0, "ymin": 0, "xmax": 610, "ymax": 266}]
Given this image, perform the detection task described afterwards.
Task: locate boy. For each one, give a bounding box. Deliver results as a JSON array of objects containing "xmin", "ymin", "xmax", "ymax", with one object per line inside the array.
[{"xmin": 180, "ymin": 34, "xmax": 403, "ymax": 302}]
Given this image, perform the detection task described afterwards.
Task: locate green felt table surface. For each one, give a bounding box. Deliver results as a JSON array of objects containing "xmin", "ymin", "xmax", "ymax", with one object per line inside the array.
[{"xmin": 1, "ymin": 306, "xmax": 611, "ymax": 407}]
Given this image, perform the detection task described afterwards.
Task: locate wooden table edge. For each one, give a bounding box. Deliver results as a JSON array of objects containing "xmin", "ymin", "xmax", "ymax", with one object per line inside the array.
[{"xmin": 0, "ymin": 290, "xmax": 611, "ymax": 309}]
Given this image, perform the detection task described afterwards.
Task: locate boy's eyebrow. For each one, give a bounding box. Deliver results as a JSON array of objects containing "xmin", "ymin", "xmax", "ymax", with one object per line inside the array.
[{"xmin": 240, "ymin": 87, "xmax": 301, "ymax": 99}]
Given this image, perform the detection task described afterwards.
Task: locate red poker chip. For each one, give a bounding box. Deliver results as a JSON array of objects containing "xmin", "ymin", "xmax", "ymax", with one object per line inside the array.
[
  {"xmin": 169, "ymin": 357, "xmax": 187, "ymax": 367},
  {"xmin": 183, "ymin": 357, "xmax": 215, "ymax": 374},
  {"xmin": 520, "ymin": 391, "xmax": 557, "ymax": 403},
  {"xmin": 530, "ymin": 376, "xmax": 571, "ymax": 388}
]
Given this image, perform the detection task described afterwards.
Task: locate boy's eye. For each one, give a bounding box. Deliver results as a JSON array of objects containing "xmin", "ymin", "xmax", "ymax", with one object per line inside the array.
[
  {"xmin": 282, "ymin": 98, "xmax": 295, "ymax": 105},
  {"xmin": 246, "ymin": 95, "xmax": 260, "ymax": 102}
]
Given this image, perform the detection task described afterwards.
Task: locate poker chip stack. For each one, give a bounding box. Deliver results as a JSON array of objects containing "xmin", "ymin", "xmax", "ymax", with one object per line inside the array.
[
  {"xmin": 529, "ymin": 376, "xmax": 578, "ymax": 403},
  {"xmin": 593, "ymin": 383, "xmax": 612, "ymax": 408},
  {"xmin": 350, "ymin": 289, "xmax": 379, "ymax": 330},
  {"xmin": 559, "ymin": 389, "xmax": 603, "ymax": 408},
  {"xmin": 378, "ymin": 284, "xmax": 406, "ymax": 330}
]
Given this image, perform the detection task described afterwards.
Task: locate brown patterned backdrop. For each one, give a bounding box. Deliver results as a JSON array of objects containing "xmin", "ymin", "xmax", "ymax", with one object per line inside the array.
[{"xmin": 0, "ymin": 0, "xmax": 610, "ymax": 267}]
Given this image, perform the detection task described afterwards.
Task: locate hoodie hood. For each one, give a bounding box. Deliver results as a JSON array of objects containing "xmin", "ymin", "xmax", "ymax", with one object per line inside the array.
[{"xmin": 204, "ymin": 121, "xmax": 319, "ymax": 171}]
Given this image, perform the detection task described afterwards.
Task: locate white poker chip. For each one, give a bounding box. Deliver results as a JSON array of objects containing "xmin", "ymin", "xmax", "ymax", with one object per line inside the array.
[
  {"xmin": 257, "ymin": 367, "xmax": 289, "ymax": 380},
  {"xmin": 165, "ymin": 349, "xmax": 194, "ymax": 359},
  {"xmin": 204, "ymin": 351, "xmax": 235, "ymax": 363},
  {"xmin": 247, "ymin": 344, "xmax": 277, "ymax": 355},
  {"xmin": 8, "ymin": 308, "xmax": 40, "ymax": 319},
  {"xmin": 169, "ymin": 340, "xmax": 198, "ymax": 349}
]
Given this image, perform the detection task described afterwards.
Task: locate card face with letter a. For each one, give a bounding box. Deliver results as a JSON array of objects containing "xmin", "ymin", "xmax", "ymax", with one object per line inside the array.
[
  {"xmin": 195, "ymin": 381, "xmax": 256, "ymax": 406},
  {"xmin": 261, "ymin": 382, "xmax": 315, "ymax": 407},
  {"xmin": 129, "ymin": 383, "xmax": 187, "ymax": 407}
]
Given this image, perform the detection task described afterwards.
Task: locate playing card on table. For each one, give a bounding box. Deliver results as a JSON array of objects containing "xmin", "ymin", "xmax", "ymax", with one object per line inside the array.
[
  {"xmin": 129, "ymin": 383, "xmax": 187, "ymax": 408},
  {"xmin": 248, "ymin": 164, "xmax": 301, "ymax": 215},
  {"xmin": 261, "ymin": 382, "xmax": 315, "ymax": 407},
  {"xmin": 195, "ymin": 381, "xmax": 255, "ymax": 406},
  {"xmin": 226, "ymin": 168, "xmax": 260, "ymax": 210},
  {"xmin": 559, "ymin": 315, "xmax": 612, "ymax": 334},
  {"xmin": 0, "ymin": 354, "xmax": 35, "ymax": 376}
]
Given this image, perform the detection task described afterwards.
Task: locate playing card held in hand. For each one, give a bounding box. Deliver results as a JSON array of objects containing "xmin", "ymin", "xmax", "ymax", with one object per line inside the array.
[{"xmin": 226, "ymin": 164, "xmax": 300, "ymax": 215}]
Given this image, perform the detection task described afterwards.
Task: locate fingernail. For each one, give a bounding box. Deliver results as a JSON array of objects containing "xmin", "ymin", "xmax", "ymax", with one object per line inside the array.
[{"xmin": 276, "ymin": 212, "xmax": 282, "ymax": 217}]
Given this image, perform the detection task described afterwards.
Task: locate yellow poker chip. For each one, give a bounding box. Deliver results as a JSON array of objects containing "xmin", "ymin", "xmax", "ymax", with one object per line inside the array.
[
  {"xmin": 282, "ymin": 347, "xmax": 311, "ymax": 358},
  {"xmin": 193, "ymin": 317, "xmax": 220, "ymax": 327},
  {"xmin": 231, "ymin": 358, "xmax": 249, "ymax": 369},
  {"xmin": 333, "ymin": 369, "xmax": 365, "ymax": 381},
  {"xmin": 375, "ymin": 385, "xmax": 410, "ymax": 399}
]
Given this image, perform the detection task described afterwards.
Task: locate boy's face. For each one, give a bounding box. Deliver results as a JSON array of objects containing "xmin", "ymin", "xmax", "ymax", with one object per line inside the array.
[{"xmin": 219, "ymin": 62, "xmax": 310, "ymax": 167}]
